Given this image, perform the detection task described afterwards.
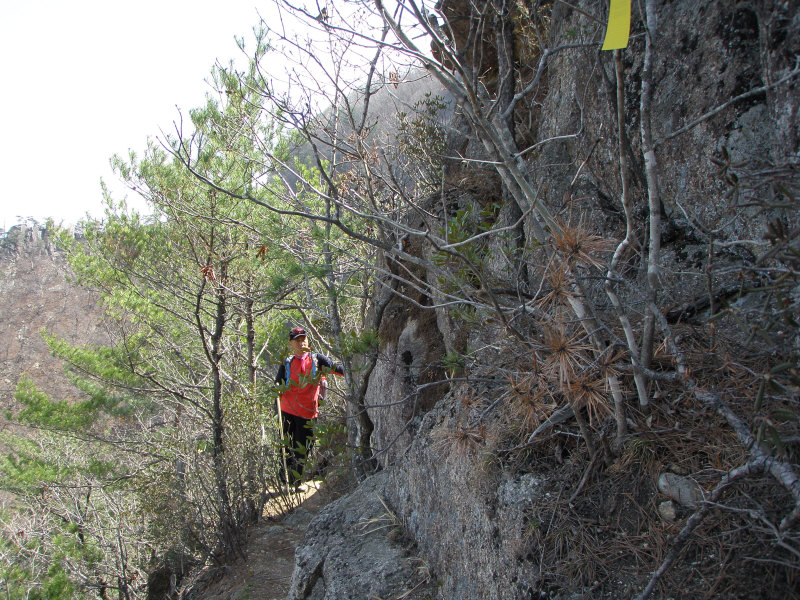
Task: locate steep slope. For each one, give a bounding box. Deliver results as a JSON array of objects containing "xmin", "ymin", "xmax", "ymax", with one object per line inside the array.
[{"xmin": 0, "ymin": 225, "xmax": 108, "ymax": 411}]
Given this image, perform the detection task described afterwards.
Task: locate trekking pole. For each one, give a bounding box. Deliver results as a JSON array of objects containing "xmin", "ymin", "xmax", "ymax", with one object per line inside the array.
[{"xmin": 275, "ymin": 392, "xmax": 290, "ymax": 492}]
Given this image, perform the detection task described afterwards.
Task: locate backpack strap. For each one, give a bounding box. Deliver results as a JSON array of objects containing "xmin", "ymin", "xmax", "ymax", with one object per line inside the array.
[
  {"xmin": 285, "ymin": 353, "xmax": 319, "ymax": 384},
  {"xmin": 284, "ymin": 355, "xmax": 292, "ymax": 384}
]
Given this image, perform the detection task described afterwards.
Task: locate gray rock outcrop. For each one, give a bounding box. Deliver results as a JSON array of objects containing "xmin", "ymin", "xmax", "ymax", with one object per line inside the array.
[{"xmin": 288, "ymin": 471, "xmax": 436, "ymax": 600}]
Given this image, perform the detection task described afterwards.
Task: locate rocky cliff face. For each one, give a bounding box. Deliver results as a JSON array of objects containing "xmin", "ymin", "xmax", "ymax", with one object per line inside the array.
[{"xmin": 290, "ymin": 1, "xmax": 799, "ymax": 599}]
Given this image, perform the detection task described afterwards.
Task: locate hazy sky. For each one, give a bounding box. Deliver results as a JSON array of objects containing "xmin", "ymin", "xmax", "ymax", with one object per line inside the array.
[{"xmin": 0, "ymin": 0, "xmax": 265, "ymax": 229}]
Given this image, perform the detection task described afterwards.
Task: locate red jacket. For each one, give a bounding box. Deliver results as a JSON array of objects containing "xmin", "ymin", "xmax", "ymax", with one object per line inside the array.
[{"xmin": 275, "ymin": 352, "xmax": 343, "ymax": 419}]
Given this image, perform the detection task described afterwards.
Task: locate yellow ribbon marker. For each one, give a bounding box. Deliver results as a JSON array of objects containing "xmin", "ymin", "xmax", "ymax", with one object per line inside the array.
[{"xmin": 601, "ymin": 0, "xmax": 631, "ymax": 50}]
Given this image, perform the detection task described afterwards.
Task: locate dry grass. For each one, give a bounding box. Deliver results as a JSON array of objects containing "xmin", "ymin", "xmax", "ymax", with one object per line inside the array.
[
  {"xmin": 550, "ymin": 216, "xmax": 614, "ymax": 270},
  {"xmin": 536, "ymin": 263, "xmax": 576, "ymax": 310},
  {"xmin": 541, "ymin": 320, "xmax": 592, "ymax": 385},
  {"xmin": 460, "ymin": 388, "xmax": 483, "ymax": 409},
  {"xmin": 358, "ymin": 494, "xmax": 404, "ymax": 538},
  {"xmin": 432, "ymin": 424, "xmax": 487, "ymax": 462},
  {"xmin": 507, "ymin": 372, "xmax": 554, "ymax": 433},
  {"xmin": 565, "ymin": 374, "xmax": 610, "ymax": 425}
]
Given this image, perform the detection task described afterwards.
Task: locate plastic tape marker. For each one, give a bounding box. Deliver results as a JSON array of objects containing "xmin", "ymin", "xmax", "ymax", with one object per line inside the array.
[{"xmin": 601, "ymin": 0, "xmax": 631, "ymax": 51}]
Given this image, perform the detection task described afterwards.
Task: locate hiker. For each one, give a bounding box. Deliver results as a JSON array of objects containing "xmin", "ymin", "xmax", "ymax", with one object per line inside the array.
[{"xmin": 274, "ymin": 326, "xmax": 343, "ymax": 491}]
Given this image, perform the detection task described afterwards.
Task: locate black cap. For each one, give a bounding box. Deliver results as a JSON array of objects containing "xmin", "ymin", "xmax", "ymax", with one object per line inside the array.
[{"xmin": 289, "ymin": 327, "xmax": 307, "ymax": 340}]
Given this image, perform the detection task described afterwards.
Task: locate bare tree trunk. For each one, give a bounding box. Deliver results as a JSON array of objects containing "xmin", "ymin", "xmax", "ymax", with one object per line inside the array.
[
  {"xmin": 492, "ymin": 0, "xmax": 526, "ymax": 282},
  {"xmin": 493, "ymin": 0, "xmax": 516, "ymax": 137},
  {"xmin": 639, "ymin": 0, "xmax": 662, "ymax": 371},
  {"xmin": 605, "ymin": 48, "xmax": 649, "ymax": 421}
]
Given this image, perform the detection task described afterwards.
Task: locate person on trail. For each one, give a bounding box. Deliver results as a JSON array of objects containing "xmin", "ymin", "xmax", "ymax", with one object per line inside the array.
[{"xmin": 274, "ymin": 326, "xmax": 343, "ymax": 491}]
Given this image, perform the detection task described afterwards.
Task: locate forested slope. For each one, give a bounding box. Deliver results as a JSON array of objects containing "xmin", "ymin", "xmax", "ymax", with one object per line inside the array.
[{"xmin": 0, "ymin": 225, "xmax": 107, "ymax": 409}]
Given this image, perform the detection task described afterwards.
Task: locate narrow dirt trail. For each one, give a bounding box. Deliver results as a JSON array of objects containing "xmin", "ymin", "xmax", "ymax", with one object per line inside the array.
[{"xmin": 194, "ymin": 483, "xmax": 338, "ymax": 600}]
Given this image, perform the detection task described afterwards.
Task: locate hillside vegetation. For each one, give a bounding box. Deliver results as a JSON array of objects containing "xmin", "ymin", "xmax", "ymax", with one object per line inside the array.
[{"xmin": 1, "ymin": 1, "xmax": 799, "ymax": 599}]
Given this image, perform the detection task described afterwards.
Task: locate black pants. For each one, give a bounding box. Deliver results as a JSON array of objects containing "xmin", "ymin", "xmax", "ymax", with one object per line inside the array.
[{"xmin": 280, "ymin": 411, "xmax": 314, "ymax": 485}]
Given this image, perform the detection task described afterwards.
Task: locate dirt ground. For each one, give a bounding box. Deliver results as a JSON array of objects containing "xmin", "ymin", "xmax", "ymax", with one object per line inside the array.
[{"xmin": 191, "ymin": 482, "xmax": 339, "ymax": 600}]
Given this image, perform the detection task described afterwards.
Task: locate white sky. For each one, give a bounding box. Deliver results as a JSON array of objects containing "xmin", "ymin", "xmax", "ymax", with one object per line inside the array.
[{"xmin": 0, "ymin": 0, "xmax": 266, "ymax": 230}]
